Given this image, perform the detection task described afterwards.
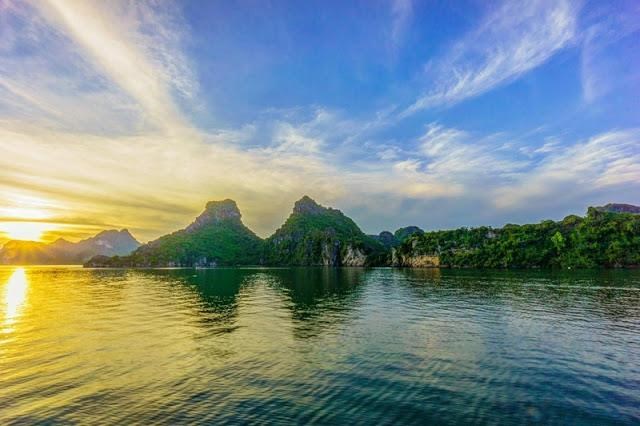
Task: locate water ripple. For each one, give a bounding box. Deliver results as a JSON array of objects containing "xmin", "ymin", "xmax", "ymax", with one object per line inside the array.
[{"xmin": 0, "ymin": 267, "xmax": 639, "ymax": 424}]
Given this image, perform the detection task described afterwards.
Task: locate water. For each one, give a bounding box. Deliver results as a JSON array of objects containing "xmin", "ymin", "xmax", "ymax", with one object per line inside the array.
[{"xmin": 1, "ymin": 266, "xmax": 639, "ymax": 425}]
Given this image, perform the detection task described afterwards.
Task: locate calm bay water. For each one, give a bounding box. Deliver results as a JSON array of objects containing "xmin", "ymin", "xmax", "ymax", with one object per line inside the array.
[{"xmin": 1, "ymin": 266, "xmax": 639, "ymax": 425}]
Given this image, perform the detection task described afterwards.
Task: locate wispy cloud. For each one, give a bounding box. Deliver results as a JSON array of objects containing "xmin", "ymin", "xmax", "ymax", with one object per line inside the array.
[
  {"xmin": 404, "ymin": 0, "xmax": 578, "ymax": 115},
  {"xmin": 390, "ymin": 0, "xmax": 413, "ymax": 48},
  {"xmin": 0, "ymin": 0, "xmax": 637, "ymax": 242},
  {"xmin": 495, "ymin": 129, "xmax": 640, "ymax": 209},
  {"xmin": 580, "ymin": 2, "xmax": 640, "ymax": 103},
  {"xmin": 338, "ymin": 123, "xmax": 528, "ymax": 205},
  {"xmin": 0, "ymin": 1, "xmax": 342, "ymax": 239},
  {"xmin": 0, "ymin": 118, "xmax": 346, "ymax": 239},
  {"xmin": 14, "ymin": 0, "xmax": 195, "ymax": 133},
  {"xmin": 418, "ymin": 124, "xmax": 527, "ymax": 179},
  {"xmin": 339, "ymin": 125, "xmax": 640, "ymax": 231}
]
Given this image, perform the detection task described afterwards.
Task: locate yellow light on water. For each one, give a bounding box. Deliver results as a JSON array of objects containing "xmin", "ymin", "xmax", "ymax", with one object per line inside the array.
[{"xmin": 3, "ymin": 268, "xmax": 28, "ymax": 332}]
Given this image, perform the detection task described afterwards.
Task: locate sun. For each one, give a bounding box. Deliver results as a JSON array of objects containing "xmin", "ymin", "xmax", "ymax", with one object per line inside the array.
[{"xmin": 0, "ymin": 222, "xmax": 52, "ymax": 242}]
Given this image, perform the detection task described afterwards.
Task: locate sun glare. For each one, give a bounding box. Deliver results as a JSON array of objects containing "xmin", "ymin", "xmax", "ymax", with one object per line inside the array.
[
  {"xmin": 0, "ymin": 222, "xmax": 52, "ymax": 242},
  {"xmin": 3, "ymin": 268, "xmax": 28, "ymax": 332}
]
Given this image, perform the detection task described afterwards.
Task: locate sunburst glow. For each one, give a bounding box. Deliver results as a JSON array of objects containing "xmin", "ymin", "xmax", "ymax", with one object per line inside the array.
[{"xmin": 0, "ymin": 222, "xmax": 53, "ymax": 242}]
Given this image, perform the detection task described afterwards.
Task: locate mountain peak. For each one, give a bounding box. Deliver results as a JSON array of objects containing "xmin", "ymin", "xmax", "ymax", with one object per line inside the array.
[
  {"xmin": 87, "ymin": 199, "xmax": 261, "ymax": 267},
  {"xmin": 119, "ymin": 229, "xmax": 134, "ymax": 237},
  {"xmin": 95, "ymin": 229, "xmax": 119, "ymax": 237},
  {"xmin": 204, "ymin": 199, "xmax": 241, "ymax": 219},
  {"xmin": 187, "ymin": 199, "xmax": 242, "ymax": 232},
  {"xmin": 265, "ymin": 195, "xmax": 384, "ymax": 266},
  {"xmin": 92, "ymin": 229, "xmax": 139, "ymax": 243},
  {"xmin": 293, "ymin": 195, "xmax": 326, "ymax": 215},
  {"xmin": 51, "ymin": 237, "xmax": 73, "ymax": 247},
  {"xmin": 1, "ymin": 229, "xmax": 140, "ymax": 265}
]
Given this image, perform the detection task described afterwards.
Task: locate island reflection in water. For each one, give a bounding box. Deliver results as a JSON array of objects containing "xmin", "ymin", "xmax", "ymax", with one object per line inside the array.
[{"xmin": 0, "ymin": 266, "xmax": 639, "ymax": 424}]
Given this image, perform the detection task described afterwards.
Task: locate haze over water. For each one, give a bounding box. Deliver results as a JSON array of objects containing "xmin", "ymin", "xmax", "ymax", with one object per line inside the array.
[{"xmin": 1, "ymin": 266, "xmax": 639, "ymax": 424}]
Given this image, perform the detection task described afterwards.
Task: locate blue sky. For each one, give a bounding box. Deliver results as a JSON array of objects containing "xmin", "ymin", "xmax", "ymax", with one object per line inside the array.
[{"xmin": 0, "ymin": 0, "xmax": 639, "ymax": 242}]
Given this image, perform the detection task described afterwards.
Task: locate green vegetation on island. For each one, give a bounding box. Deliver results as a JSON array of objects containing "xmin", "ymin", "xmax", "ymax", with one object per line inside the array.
[
  {"xmin": 393, "ymin": 207, "xmax": 640, "ymax": 268},
  {"xmin": 394, "ymin": 226, "xmax": 424, "ymax": 243},
  {"xmin": 263, "ymin": 196, "xmax": 386, "ymax": 266},
  {"xmin": 86, "ymin": 200, "xmax": 262, "ymax": 267},
  {"xmin": 84, "ymin": 198, "xmax": 640, "ymax": 269}
]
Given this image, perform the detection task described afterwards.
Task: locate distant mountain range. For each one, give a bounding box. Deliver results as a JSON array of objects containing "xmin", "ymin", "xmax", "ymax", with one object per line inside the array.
[{"xmin": 0, "ymin": 229, "xmax": 140, "ymax": 265}]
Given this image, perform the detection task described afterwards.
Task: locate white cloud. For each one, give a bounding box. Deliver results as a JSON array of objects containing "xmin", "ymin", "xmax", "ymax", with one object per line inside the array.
[
  {"xmin": 419, "ymin": 124, "xmax": 528, "ymax": 178},
  {"xmin": 533, "ymin": 138, "xmax": 561, "ymax": 154},
  {"xmin": 376, "ymin": 146, "xmax": 402, "ymax": 161},
  {"xmin": 266, "ymin": 122, "xmax": 323, "ymax": 154},
  {"xmin": 404, "ymin": 0, "xmax": 578, "ymax": 114},
  {"xmin": 0, "ymin": 1, "xmax": 345, "ymax": 239},
  {"xmin": 0, "ymin": 0, "xmax": 637, "ymax": 242},
  {"xmin": 335, "ymin": 124, "xmax": 528, "ymax": 205},
  {"xmin": 0, "ymin": 119, "xmax": 346, "ymax": 239},
  {"xmin": 495, "ymin": 129, "xmax": 640, "ymax": 208},
  {"xmin": 28, "ymin": 0, "xmax": 195, "ymax": 133}
]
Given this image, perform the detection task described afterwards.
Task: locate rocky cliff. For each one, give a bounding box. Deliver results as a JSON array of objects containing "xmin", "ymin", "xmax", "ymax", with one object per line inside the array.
[{"xmin": 391, "ymin": 249, "xmax": 440, "ymax": 268}]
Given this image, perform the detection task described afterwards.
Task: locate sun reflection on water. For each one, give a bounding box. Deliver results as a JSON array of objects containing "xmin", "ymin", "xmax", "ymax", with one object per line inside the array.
[{"xmin": 3, "ymin": 267, "xmax": 28, "ymax": 333}]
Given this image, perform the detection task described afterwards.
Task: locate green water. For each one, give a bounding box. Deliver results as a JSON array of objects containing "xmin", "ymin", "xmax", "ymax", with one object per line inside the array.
[{"xmin": 1, "ymin": 266, "xmax": 639, "ymax": 424}]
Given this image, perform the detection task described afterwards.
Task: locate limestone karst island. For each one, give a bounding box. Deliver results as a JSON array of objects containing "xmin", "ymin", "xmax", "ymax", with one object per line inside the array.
[{"xmin": 76, "ymin": 197, "xmax": 639, "ymax": 269}]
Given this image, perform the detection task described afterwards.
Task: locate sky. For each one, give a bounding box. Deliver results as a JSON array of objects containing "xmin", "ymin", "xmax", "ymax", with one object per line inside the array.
[{"xmin": 0, "ymin": 0, "xmax": 639, "ymax": 243}]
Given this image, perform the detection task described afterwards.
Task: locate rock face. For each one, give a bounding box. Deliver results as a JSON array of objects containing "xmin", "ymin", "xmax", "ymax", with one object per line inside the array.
[
  {"xmin": 341, "ymin": 245, "xmax": 368, "ymax": 266},
  {"xmin": 0, "ymin": 229, "xmax": 140, "ymax": 265},
  {"xmin": 594, "ymin": 203, "xmax": 640, "ymax": 214},
  {"xmin": 86, "ymin": 200, "xmax": 262, "ymax": 267},
  {"xmin": 293, "ymin": 195, "xmax": 327, "ymax": 215},
  {"xmin": 391, "ymin": 248, "xmax": 440, "ymax": 268},
  {"xmin": 186, "ymin": 199, "xmax": 242, "ymax": 232},
  {"xmin": 321, "ymin": 240, "xmax": 341, "ymax": 266},
  {"xmin": 263, "ymin": 196, "xmax": 386, "ymax": 266}
]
